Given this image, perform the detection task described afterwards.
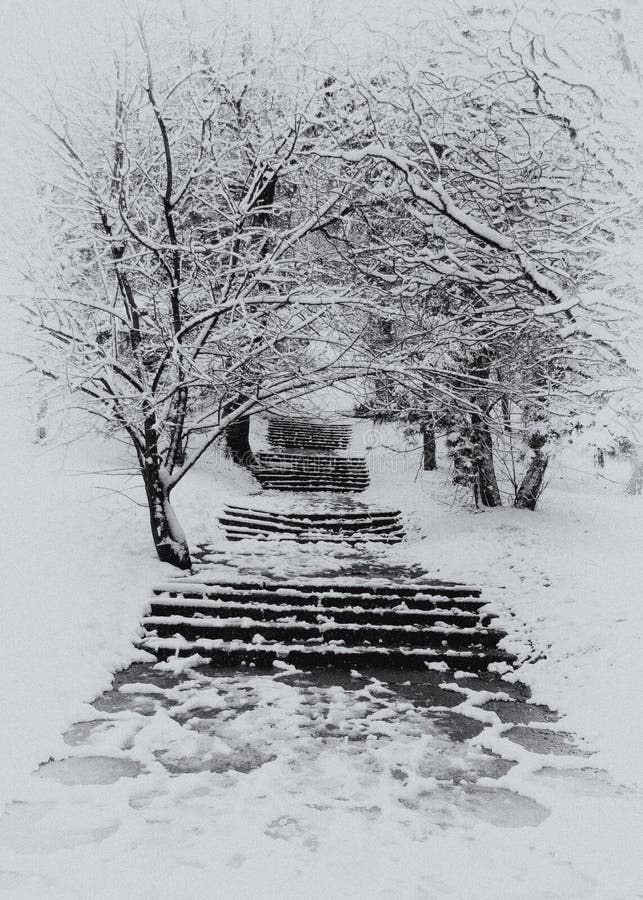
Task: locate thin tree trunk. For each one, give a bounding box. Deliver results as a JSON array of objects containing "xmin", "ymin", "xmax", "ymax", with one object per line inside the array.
[
  {"xmin": 143, "ymin": 466, "xmax": 191, "ymax": 569},
  {"xmin": 626, "ymin": 449, "xmax": 643, "ymax": 495},
  {"xmin": 421, "ymin": 423, "xmax": 437, "ymax": 470},
  {"xmin": 514, "ymin": 450, "xmax": 549, "ymax": 510},
  {"xmin": 471, "ymin": 413, "xmax": 502, "ymax": 507}
]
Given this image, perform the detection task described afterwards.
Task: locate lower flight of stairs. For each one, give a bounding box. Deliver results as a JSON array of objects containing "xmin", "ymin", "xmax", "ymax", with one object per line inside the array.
[
  {"xmin": 218, "ymin": 503, "xmax": 405, "ymax": 544},
  {"xmin": 139, "ymin": 577, "xmax": 511, "ymax": 671}
]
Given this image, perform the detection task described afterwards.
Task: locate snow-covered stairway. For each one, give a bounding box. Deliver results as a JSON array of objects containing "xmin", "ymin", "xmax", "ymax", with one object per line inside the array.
[
  {"xmin": 140, "ymin": 574, "xmax": 511, "ymax": 671},
  {"xmin": 218, "ymin": 498, "xmax": 405, "ymax": 544},
  {"xmin": 251, "ymin": 417, "xmax": 368, "ymax": 492},
  {"xmin": 266, "ymin": 416, "xmax": 351, "ymax": 451},
  {"xmin": 139, "ymin": 414, "xmax": 513, "ymax": 673}
]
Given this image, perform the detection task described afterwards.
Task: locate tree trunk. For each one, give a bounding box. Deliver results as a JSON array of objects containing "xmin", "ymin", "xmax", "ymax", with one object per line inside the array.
[
  {"xmin": 514, "ymin": 450, "xmax": 549, "ymax": 510},
  {"xmin": 225, "ymin": 413, "xmax": 257, "ymax": 468},
  {"xmin": 626, "ymin": 450, "xmax": 643, "ymax": 495},
  {"xmin": 471, "ymin": 413, "xmax": 502, "ymax": 507},
  {"xmin": 143, "ymin": 467, "xmax": 191, "ymax": 569},
  {"xmin": 421, "ymin": 423, "xmax": 437, "ymax": 470}
]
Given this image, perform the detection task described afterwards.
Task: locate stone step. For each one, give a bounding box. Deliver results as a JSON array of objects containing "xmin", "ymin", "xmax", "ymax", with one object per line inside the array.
[
  {"xmin": 255, "ymin": 452, "xmax": 366, "ymax": 466},
  {"xmin": 219, "ymin": 514, "xmax": 404, "ymax": 537},
  {"xmin": 139, "ymin": 635, "xmax": 512, "ymax": 672},
  {"xmin": 152, "ymin": 581, "xmax": 483, "ymax": 605},
  {"xmin": 147, "ymin": 597, "xmax": 486, "ymax": 628},
  {"xmin": 222, "ymin": 515, "xmax": 403, "ymax": 533},
  {"xmin": 254, "ymin": 463, "xmax": 369, "ymax": 475},
  {"xmin": 268, "ymin": 421, "xmax": 351, "ymax": 435},
  {"xmin": 268, "ymin": 423, "xmax": 351, "ymax": 434},
  {"xmin": 254, "ymin": 483, "xmax": 369, "ymax": 493},
  {"xmin": 268, "ymin": 416, "xmax": 352, "ymax": 434},
  {"xmin": 254, "ymin": 473, "xmax": 369, "ymax": 485},
  {"xmin": 253, "ymin": 469, "xmax": 369, "ymax": 479},
  {"xmin": 224, "ymin": 503, "xmax": 402, "ymax": 523},
  {"xmin": 142, "ymin": 615, "xmax": 504, "ymax": 650},
  {"xmin": 268, "ymin": 436, "xmax": 351, "ymax": 447},
  {"xmin": 267, "ymin": 420, "xmax": 352, "ymax": 451},
  {"xmin": 223, "ymin": 528, "xmax": 404, "ymax": 544}
]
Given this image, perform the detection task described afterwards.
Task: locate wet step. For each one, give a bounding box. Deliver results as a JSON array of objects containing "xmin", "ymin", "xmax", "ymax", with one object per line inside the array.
[
  {"xmin": 142, "ymin": 616, "xmax": 505, "ymax": 650},
  {"xmin": 252, "ymin": 475, "xmax": 370, "ymax": 493},
  {"xmin": 255, "ymin": 452, "xmax": 367, "ymax": 467},
  {"xmin": 141, "ymin": 636, "xmax": 513, "ymax": 671},
  {"xmin": 147, "ymin": 598, "xmax": 486, "ymax": 627},
  {"xmin": 141, "ymin": 574, "xmax": 509, "ymax": 672},
  {"xmin": 268, "ymin": 418, "xmax": 352, "ymax": 451},
  {"xmin": 149, "ymin": 587, "xmax": 486, "ymax": 613},
  {"xmin": 219, "ymin": 503, "xmax": 405, "ymax": 543},
  {"xmin": 223, "ymin": 528, "xmax": 404, "ymax": 544},
  {"xmin": 151, "ymin": 579, "xmax": 484, "ymax": 603},
  {"xmin": 224, "ymin": 502, "xmax": 403, "ymax": 523}
]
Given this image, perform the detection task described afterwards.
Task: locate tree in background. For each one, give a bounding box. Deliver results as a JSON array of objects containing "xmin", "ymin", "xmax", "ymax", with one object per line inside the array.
[{"xmin": 308, "ymin": 4, "xmax": 640, "ymax": 508}]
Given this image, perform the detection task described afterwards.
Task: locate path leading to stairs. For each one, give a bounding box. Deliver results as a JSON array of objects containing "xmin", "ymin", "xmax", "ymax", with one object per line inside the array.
[
  {"xmin": 2, "ymin": 656, "xmax": 640, "ymax": 899},
  {"xmin": 2, "ymin": 417, "xmax": 641, "ymax": 898}
]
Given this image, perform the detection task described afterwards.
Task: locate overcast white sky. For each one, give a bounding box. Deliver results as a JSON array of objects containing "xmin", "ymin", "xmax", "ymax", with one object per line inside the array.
[{"xmin": 1, "ymin": 0, "xmax": 642, "ymax": 242}]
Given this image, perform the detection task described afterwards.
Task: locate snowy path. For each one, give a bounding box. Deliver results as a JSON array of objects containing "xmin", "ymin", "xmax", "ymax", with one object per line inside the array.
[
  {"xmin": 1, "ymin": 382, "xmax": 642, "ymax": 897},
  {"xmin": 2, "ymin": 658, "xmax": 642, "ymax": 899}
]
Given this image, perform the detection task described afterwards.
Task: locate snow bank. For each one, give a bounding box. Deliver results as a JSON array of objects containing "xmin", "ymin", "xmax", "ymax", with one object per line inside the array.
[
  {"xmin": 361, "ymin": 421, "xmax": 643, "ymax": 790},
  {"xmin": 0, "ymin": 333, "xmax": 251, "ymax": 809}
]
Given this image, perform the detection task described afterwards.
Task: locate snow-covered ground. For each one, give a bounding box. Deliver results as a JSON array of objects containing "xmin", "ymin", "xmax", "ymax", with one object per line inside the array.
[{"xmin": 1, "ymin": 365, "xmax": 643, "ymax": 898}]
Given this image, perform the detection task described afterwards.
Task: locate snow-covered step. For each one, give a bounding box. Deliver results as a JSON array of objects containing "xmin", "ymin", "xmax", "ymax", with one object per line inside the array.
[
  {"xmin": 221, "ymin": 512, "xmax": 403, "ymax": 533},
  {"xmin": 147, "ymin": 597, "xmax": 485, "ymax": 628},
  {"xmin": 152, "ymin": 580, "xmax": 483, "ymax": 605},
  {"xmin": 140, "ymin": 561, "xmax": 509, "ymax": 670},
  {"xmin": 219, "ymin": 503, "xmax": 405, "ymax": 543},
  {"xmin": 224, "ymin": 503, "xmax": 402, "ymax": 524},
  {"xmin": 253, "ymin": 473, "xmax": 369, "ymax": 484},
  {"xmin": 142, "ymin": 615, "xmax": 504, "ymax": 650},
  {"xmin": 255, "ymin": 452, "xmax": 367, "ymax": 469},
  {"xmin": 253, "ymin": 476, "xmax": 369, "ymax": 493},
  {"xmin": 223, "ymin": 528, "xmax": 404, "ymax": 544},
  {"xmin": 140, "ymin": 635, "xmax": 512, "ymax": 672},
  {"xmin": 267, "ymin": 418, "xmax": 352, "ymax": 451}
]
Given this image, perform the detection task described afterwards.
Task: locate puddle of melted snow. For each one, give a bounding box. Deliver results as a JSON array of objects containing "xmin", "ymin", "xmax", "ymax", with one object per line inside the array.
[
  {"xmin": 535, "ymin": 766, "xmax": 637, "ymax": 800},
  {"xmin": 157, "ymin": 744, "xmax": 276, "ymax": 775},
  {"xmin": 456, "ymin": 784, "xmax": 551, "ymax": 828},
  {"xmin": 63, "ymin": 719, "xmax": 117, "ymax": 746},
  {"xmin": 399, "ymin": 782, "xmax": 550, "ymax": 828},
  {"xmin": 38, "ymin": 756, "xmax": 145, "ymax": 785},
  {"xmin": 480, "ymin": 699, "xmax": 560, "ymax": 725},
  {"xmin": 503, "ymin": 726, "xmax": 592, "ymax": 756}
]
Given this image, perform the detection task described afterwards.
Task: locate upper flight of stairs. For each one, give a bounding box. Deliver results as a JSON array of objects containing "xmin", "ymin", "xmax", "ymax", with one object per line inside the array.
[
  {"xmin": 267, "ymin": 417, "xmax": 351, "ymax": 451},
  {"xmin": 140, "ymin": 416, "xmax": 512, "ymax": 673},
  {"xmin": 250, "ymin": 418, "xmax": 367, "ymax": 493}
]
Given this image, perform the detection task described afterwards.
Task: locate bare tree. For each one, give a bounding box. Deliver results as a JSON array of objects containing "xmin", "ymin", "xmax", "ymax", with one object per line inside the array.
[
  {"xmin": 306, "ymin": 7, "xmax": 639, "ymax": 507},
  {"xmin": 17, "ymin": 25, "xmax": 359, "ymax": 568}
]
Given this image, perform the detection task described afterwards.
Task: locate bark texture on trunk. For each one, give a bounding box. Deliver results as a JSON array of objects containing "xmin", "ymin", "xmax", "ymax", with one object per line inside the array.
[
  {"xmin": 143, "ymin": 467, "xmax": 191, "ymax": 569},
  {"xmin": 421, "ymin": 424, "xmax": 437, "ymax": 471},
  {"xmin": 471, "ymin": 413, "xmax": 502, "ymax": 507},
  {"xmin": 225, "ymin": 414, "xmax": 257, "ymax": 468},
  {"xmin": 514, "ymin": 450, "xmax": 549, "ymax": 510}
]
